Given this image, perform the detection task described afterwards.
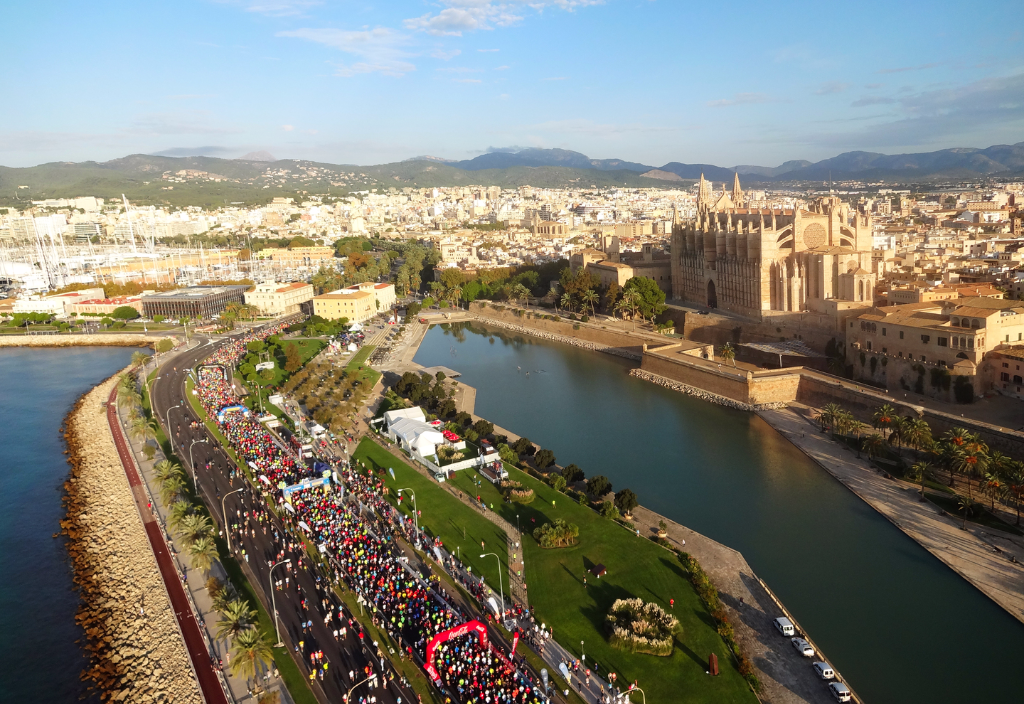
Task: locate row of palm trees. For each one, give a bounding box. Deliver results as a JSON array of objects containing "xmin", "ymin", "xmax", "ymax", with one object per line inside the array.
[
  {"xmin": 118, "ymin": 355, "xmax": 275, "ymax": 694},
  {"xmin": 815, "ymin": 402, "xmax": 1024, "ymax": 526}
]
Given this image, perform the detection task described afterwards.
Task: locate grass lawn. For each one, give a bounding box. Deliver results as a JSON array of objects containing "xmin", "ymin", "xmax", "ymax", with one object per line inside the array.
[
  {"xmin": 346, "ymin": 344, "xmax": 382, "ymax": 388},
  {"xmin": 353, "ymin": 438, "xmax": 755, "ymax": 704}
]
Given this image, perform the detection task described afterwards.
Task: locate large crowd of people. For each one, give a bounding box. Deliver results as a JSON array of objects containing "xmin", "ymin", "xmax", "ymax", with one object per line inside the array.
[{"xmin": 194, "ymin": 323, "xmax": 549, "ymax": 704}]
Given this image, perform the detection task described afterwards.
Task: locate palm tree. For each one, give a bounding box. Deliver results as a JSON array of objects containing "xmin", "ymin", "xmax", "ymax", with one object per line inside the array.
[
  {"xmin": 131, "ymin": 350, "xmax": 149, "ymax": 370},
  {"xmin": 1006, "ymin": 461, "xmax": 1024, "ymax": 526},
  {"xmin": 160, "ymin": 475, "xmax": 186, "ymax": 505},
  {"xmin": 872, "ymin": 404, "xmax": 896, "ymax": 435},
  {"xmin": 887, "ymin": 416, "xmax": 910, "ymax": 455},
  {"xmin": 118, "ymin": 372, "xmax": 137, "ymax": 397},
  {"xmin": 983, "ymin": 471, "xmax": 1004, "ymax": 512},
  {"xmin": 188, "ymin": 536, "xmax": 218, "ymax": 574},
  {"xmin": 862, "ymin": 433, "xmax": 888, "ymax": 461},
  {"xmin": 230, "ymin": 627, "xmax": 275, "ymax": 692},
  {"xmin": 911, "ymin": 461, "xmax": 931, "ymax": 497},
  {"xmin": 118, "ymin": 385, "xmax": 142, "ymax": 411},
  {"xmin": 581, "ymin": 289, "xmax": 598, "ymax": 317},
  {"xmin": 815, "ymin": 402, "xmax": 843, "ymax": 433},
  {"xmin": 180, "ymin": 513, "xmax": 213, "ymax": 544},
  {"xmin": 130, "ymin": 415, "xmax": 158, "ymax": 444},
  {"xmin": 560, "ymin": 292, "xmax": 574, "ymax": 314},
  {"xmin": 835, "ymin": 410, "xmax": 860, "ymax": 439},
  {"xmin": 903, "ymin": 418, "xmax": 934, "ymax": 454},
  {"xmin": 951, "ymin": 444, "xmax": 988, "ymax": 504},
  {"xmin": 216, "ymin": 599, "xmax": 257, "ymax": 640},
  {"xmin": 167, "ymin": 499, "xmax": 193, "ymax": 533},
  {"xmin": 957, "ymin": 494, "xmax": 974, "ymax": 530},
  {"xmin": 719, "ymin": 342, "xmax": 737, "ymax": 367},
  {"xmin": 154, "ymin": 459, "xmax": 183, "ymax": 483}
]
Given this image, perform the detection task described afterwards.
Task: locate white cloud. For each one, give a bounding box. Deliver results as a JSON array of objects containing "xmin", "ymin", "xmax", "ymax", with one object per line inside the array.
[
  {"xmin": 478, "ymin": 48, "xmax": 500, "ymax": 52},
  {"xmin": 404, "ymin": 1, "xmax": 600, "ymax": 37},
  {"xmin": 282, "ymin": 124, "xmax": 295, "ymax": 131},
  {"xmin": 278, "ymin": 27, "xmax": 415, "ymax": 76},
  {"xmin": 454, "ymin": 78, "xmax": 483, "ymax": 84},
  {"xmin": 494, "ymin": 65, "xmax": 510, "ymax": 71},
  {"xmin": 431, "ymin": 49, "xmax": 462, "ymax": 60},
  {"xmin": 216, "ymin": 1, "xmax": 323, "ymax": 17},
  {"xmin": 813, "ymin": 81, "xmax": 848, "ymax": 95}
]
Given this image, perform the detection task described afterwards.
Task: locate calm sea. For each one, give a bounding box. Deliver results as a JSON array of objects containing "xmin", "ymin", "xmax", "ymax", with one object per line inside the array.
[{"xmin": 0, "ymin": 346, "xmax": 140, "ymax": 703}]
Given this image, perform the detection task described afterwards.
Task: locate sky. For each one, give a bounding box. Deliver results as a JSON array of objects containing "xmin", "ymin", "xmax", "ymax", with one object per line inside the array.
[{"xmin": 2, "ymin": 0, "xmax": 1022, "ymax": 169}]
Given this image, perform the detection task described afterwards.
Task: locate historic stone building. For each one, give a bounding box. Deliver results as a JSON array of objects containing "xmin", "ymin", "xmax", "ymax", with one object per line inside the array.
[{"xmin": 671, "ymin": 175, "xmax": 876, "ymax": 318}]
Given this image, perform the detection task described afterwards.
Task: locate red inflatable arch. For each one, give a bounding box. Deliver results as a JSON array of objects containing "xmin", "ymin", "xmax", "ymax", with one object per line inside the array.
[{"xmin": 424, "ymin": 620, "xmax": 489, "ymax": 682}]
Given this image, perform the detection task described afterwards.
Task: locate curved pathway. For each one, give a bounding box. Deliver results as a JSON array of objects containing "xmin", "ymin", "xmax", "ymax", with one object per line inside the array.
[{"xmin": 106, "ymin": 383, "xmax": 228, "ymax": 704}]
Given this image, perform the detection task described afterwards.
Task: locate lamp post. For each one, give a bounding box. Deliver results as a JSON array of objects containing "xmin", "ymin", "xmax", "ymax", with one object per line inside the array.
[
  {"xmin": 628, "ymin": 686, "xmax": 646, "ymax": 704},
  {"xmin": 164, "ymin": 403, "xmax": 182, "ymax": 452},
  {"xmin": 269, "ymin": 559, "xmax": 291, "ymax": 647},
  {"xmin": 397, "ymin": 488, "xmax": 421, "ymax": 549},
  {"xmin": 222, "ymin": 487, "xmax": 244, "ymax": 551},
  {"xmin": 581, "ymin": 640, "xmax": 585, "ymax": 665},
  {"xmin": 480, "ymin": 552, "xmax": 505, "ymax": 618},
  {"xmin": 189, "ymin": 437, "xmax": 209, "ymax": 487},
  {"xmin": 343, "ymin": 672, "xmax": 378, "ymax": 703}
]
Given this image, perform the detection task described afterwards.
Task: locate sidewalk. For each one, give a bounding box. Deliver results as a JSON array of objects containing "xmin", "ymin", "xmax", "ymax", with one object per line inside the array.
[
  {"xmin": 759, "ymin": 404, "xmax": 1024, "ymax": 624},
  {"xmin": 118, "ymin": 400, "xmax": 293, "ymax": 703}
]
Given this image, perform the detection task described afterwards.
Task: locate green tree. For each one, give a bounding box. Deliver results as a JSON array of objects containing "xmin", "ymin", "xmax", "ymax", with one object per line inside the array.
[
  {"xmin": 111, "ymin": 305, "xmax": 140, "ymax": 320},
  {"xmin": 604, "ymin": 281, "xmax": 620, "ymax": 314},
  {"xmin": 283, "ymin": 343, "xmax": 302, "ymax": 372},
  {"xmin": 216, "ymin": 599, "xmax": 257, "ymax": 640},
  {"xmin": 472, "ymin": 419, "xmax": 494, "ymax": 437},
  {"xmin": 587, "ymin": 474, "xmax": 612, "ymax": 498},
  {"xmin": 614, "ymin": 488, "xmax": 638, "ymax": 515},
  {"xmin": 872, "ymin": 404, "xmax": 897, "ymax": 434},
  {"xmin": 622, "ymin": 276, "xmax": 666, "ymax": 321},
  {"xmin": 188, "ymin": 536, "xmax": 218, "ymax": 574},
  {"xmin": 862, "ymin": 433, "xmax": 888, "ymax": 461},
  {"xmin": 535, "ymin": 448, "xmax": 556, "ymax": 469},
  {"xmin": 180, "ymin": 513, "xmax": 213, "ymax": 544},
  {"xmin": 230, "ymin": 627, "xmax": 275, "ymax": 690},
  {"xmin": 581, "ymin": 289, "xmax": 598, "ymax": 317},
  {"xmin": 561, "ymin": 463, "xmax": 585, "ymax": 482},
  {"xmin": 719, "ymin": 342, "xmax": 736, "ymax": 366}
]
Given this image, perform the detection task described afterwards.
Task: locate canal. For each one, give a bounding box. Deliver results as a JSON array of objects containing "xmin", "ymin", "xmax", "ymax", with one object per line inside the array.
[{"xmin": 413, "ymin": 321, "xmax": 1024, "ymax": 704}]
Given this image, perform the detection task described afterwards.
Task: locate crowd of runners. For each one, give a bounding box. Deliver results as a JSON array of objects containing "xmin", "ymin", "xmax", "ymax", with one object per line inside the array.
[{"xmin": 193, "ymin": 323, "xmax": 551, "ymax": 704}]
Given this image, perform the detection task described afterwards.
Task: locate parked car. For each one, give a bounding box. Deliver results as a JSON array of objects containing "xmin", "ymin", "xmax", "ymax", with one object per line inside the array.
[
  {"xmin": 812, "ymin": 662, "xmax": 835, "ymax": 680},
  {"xmin": 828, "ymin": 681, "xmax": 852, "ymax": 702},
  {"xmin": 791, "ymin": 637, "xmax": 815, "ymax": 657},
  {"xmin": 773, "ymin": 617, "xmax": 795, "ymax": 637}
]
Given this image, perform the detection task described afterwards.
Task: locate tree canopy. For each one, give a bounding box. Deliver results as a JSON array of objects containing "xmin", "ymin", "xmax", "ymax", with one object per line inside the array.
[{"xmin": 622, "ymin": 276, "xmax": 666, "ymax": 321}]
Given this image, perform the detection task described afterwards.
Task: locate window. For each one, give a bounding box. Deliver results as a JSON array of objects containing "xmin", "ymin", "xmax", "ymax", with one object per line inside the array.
[
  {"xmin": 921, "ymin": 355, "xmax": 927, "ymax": 362},
  {"xmin": 921, "ymin": 334, "xmax": 930, "ymax": 343},
  {"xmin": 1002, "ymin": 372, "xmax": 1010, "ymax": 381},
  {"xmin": 882, "ymin": 347, "xmax": 887, "ymax": 354},
  {"xmin": 1004, "ymin": 362, "xmax": 1010, "ymax": 368},
  {"xmin": 899, "ymin": 330, "xmax": 904, "ymax": 339},
  {"xmin": 867, "ymin": 341, "xmax": 872, "ymax": 351},
  {"xmin": 938, "ymin": 337, "xmax": 948, "ymax": 347},
  {"xmin": 882, "ymin": 328, "xmax": 887, "ymax": 336}
]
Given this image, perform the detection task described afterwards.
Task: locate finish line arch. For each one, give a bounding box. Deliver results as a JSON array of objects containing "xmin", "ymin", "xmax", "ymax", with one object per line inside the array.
[{"xmin": 424, "ymin": 620, "xmax": 489, "ymax": 682}]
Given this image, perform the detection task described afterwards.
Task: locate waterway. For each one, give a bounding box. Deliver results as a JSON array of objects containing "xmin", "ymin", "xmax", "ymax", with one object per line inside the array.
[
  {"xmin": 414, "ymin": 321, "xmax": 1024, "ymax": 704},
  {"xmin": 0, "ymin": 347, "xmax": 140, "ymax": 704}
]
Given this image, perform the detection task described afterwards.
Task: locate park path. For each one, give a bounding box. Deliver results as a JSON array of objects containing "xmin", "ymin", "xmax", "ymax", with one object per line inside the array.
[
  {"xmin": 759, "ymin": 404, "xmax": 1024, "ymax": 624},
  {"xmin": 106, "ymin": 384, "xmax": 230, "ymax": 704}
]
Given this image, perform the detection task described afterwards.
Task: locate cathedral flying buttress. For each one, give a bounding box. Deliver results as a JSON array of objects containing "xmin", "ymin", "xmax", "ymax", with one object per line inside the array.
[{"xmin": 671, "ymin": 174, "xmax": 876, "ymax": 318}]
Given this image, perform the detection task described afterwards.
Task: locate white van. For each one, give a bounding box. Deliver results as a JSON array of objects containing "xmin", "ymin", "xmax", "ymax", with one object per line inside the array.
[
  {"xmin": 773, "ymin": 616, "xmax": 795, "ymax": 636},
  {"xmin": 828, "ymin": 682, "xmax": 852, "ymax": 702},
  {"xmin": 812, "ymin": 662, "xmax": 835, "ymax": 680}
]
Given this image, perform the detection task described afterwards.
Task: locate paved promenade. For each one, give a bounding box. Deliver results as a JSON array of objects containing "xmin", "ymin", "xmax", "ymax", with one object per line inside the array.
[{"xmin": 759, "ymin": 404, "xmax": 1024, "ymax": 624}]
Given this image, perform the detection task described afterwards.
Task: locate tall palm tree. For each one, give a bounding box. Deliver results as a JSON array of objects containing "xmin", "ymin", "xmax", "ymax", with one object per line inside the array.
[
  {"xmin": 130, "ymin": 415, "xmax": 158, "ymax": 444},
  {"xmin": 951, "ymin": 445, "xmax": 988, "ymax": 503},
  {"xmin": 216, "ymin": 599, "xmax": 257, "ymax": 640},
  {"xmin": 160, "ymin": 475, "xmax": 186, "ymax": 505},
  {"xmin": 230, "ymin": 627, "xmax": 275, "ymax": 692},
  {"xmin": 719, "ymin": 342, "xmax": 737, "ymax": 367},
  {"xmin": 983, "ymin": 471, "xmax": 1004, "ymax": 512},
  {"xmin": 118, "ymin": 385, "xmax": 142, "ymax": 411},
  {"xmin": 862, "ymin": 433, "xmax": 888, "ymax": 461},
  {"xmin": 887, "ymin": 416, "xmax": 910, "ymax": 455},
  {"xmin": 131, "ymin": 350, "xmax": 149, "ymax": 370},
  {"xmin": 903, "ymin": 418, "xmax": 934, "ymax": 454},
  {"xmin": 560, "ymin": 292, "xmax": 574, "ymax": 314},
  {"xmin": 1006, "ymin": 461, "xmax": 1024, "ymax": 526},
  {"xmin": 911, "ymin": 461, "xmax": 931, "ymax": 497},
  {"xmin": 872, "ymin": 404, "xmax": 896, "ymax": 435},
  {"xmin": 167, "ymin": 499, "xmax": 193, "ymax": 533},
  {"xmin": 118, "ymin": 372, "xmax": 137, "ymax": 397},
  {"xmin": 154, "ymin": 459, "xmax": 183, "ymax": 483},
  {"xmin": 180, "ymin": 513, "xmax": 213, "ymax": 544},
  {"xmin": 581, "ymin": 289, "xmax": 598, "ymax": 317},
  {"xmin": 957, "ymin": 494, "xmax": 974, "ymax": 530},
  {"xmin": 188, "ymin": 536, "xmax": 218, "ymax": 574},
  {"xmin": 815, "ymin": 402, "xmax": 843, "ymax": 432}
]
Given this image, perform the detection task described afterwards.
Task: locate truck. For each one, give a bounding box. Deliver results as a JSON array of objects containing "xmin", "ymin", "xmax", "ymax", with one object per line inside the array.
[{"xmin": 479, "ymin": 462, "xmax": 509, "ymax": 485}]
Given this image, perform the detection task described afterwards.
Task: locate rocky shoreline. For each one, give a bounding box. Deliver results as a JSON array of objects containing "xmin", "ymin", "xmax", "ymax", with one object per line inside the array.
[
  {"xmin": 470, "ymin": 317, "xmax": 643, "ymax": 360},
  {"xmin": 629, "ymin": 368, "xmax": 788, "ymax": 411},
  {"xmin": 61, "ymin": 372, "xmax": 201, "ymax": 703}
]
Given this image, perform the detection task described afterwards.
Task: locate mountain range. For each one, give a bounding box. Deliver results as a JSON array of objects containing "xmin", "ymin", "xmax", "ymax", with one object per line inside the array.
[{"xmin": 1, "ymin": 142, "xmax": 1022, "ymax": 207}]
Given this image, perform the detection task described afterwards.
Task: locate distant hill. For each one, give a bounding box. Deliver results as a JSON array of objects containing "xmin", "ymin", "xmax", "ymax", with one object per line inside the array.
[
  {"xmin": 3, "ymin": 141, "xmax": 1023, "ymax": 208},
  {"xmin": 237, "ymin": 151, "xmax": 276, "ymax": 162}
]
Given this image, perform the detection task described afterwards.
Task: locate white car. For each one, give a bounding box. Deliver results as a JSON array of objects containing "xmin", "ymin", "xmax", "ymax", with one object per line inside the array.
[
  {"xmin": 791, "ymin": 637, "xmax": 815, "ymax": 657},
  {"xmin": 812, "ymin": 661, "xmax": 835, "ymax": 680},
  {"xmin": 828, "ymin": 681, "xmax": 852, "ymax": 702}
]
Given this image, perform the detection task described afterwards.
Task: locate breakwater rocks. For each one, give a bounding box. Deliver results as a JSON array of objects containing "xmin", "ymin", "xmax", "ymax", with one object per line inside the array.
[
  {"xmin": 630, "ymin": 368, "xmax": 788, "ymax": 412},
  {"xmin": 470, "ymin": 317, "xmax": 643, "ymax": 361},
  {"xmin": 0, "ymin": 333, "xmax": 160, "ymax": 348},
  {"xmin": 62, "ymin": 373, "xmax": 201, "ymax": 703}
]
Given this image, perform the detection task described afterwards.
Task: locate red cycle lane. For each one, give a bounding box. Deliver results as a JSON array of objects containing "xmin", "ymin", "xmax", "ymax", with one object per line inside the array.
[{"xmin": 105, "ymin": 385, "xmax": 228, "ymax": 704}]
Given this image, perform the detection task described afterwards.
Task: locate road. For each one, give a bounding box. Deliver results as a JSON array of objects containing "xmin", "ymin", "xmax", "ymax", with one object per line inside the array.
[{"xmin": 150, "ymin": 331, "xmax": 411, "ymax": 704}]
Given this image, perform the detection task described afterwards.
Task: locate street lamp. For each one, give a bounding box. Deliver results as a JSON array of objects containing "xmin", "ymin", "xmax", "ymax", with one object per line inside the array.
[
  {"xmin": 343, "ymin": 672, "xmax": 378, "ymax": 703},
  {"xmin": 397, "ymin": 488, "xmax": 421, "ymax": 549},
  {"xmin": 628, "ymin": 686, "xmax": 646, "ymax": 704},
  {"xmin": 189, "ymin": 437, "xmax": 209, "ymax": 487},
  {"xmin": 164, "ymin": 404, "xmax": 182, "ymax": 453},
  {"xmin": 480, "ymin": 552, "xmax": 505, "ymax": 618},
  {"xmin": 269, "ymin": 559, "xmax": 291, "ymax": 647},
  {"xmin": 581, "ymin": 640, "xmax": 585, "ymax": 665},
  {"xmin": 222, "ymin": 487, "xmax": 244, "ymax": 551}
]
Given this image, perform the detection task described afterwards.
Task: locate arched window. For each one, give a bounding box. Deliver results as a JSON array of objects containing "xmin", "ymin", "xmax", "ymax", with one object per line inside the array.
[{"xmin": 858, "ymin": 280, "xmax": 864, "ymax": 301}]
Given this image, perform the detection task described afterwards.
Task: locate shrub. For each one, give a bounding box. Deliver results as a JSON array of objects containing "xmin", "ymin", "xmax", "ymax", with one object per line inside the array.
[
  {"xmin": 561, "ymin": 463, "xmax": 585, "ymax": 482},
  {"xmin": 500, "ymin": 480, "xmax": 535, "ymax": 504},
  {"xmin": 600, "ymin": 501, "xmax": 620, "ymax": 520},
  {"xmin": 497, "ymin": 443, "xmax": 518, "ymax": 464},
  {"xmin": 532, "ymin": 518, "xmax": 579, "ymax": 548},
  {"xmin": 606, "ymin": 598, "xmax": 679, "ymax": 657},
  {"xmin": 548, "ymin": 474, "xmax": 566, "ymax": 492},
  {"xmin": 581, "ymin": 315, "xmax": 590, "ymax": 322},
  {"xmin": 472, "ymin": 419, "xmax": 494, "ymax": 437}
]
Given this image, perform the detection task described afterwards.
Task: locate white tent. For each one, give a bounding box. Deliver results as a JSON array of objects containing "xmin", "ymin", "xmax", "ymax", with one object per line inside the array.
[
  {"xmin": 349, "ymin": 322, "xmax": 363, "ymax": 332},
  {"xmin": 389, "ymin": 417, "xmax": 445, "ymax": 457},
  {"xmin": 383, "ymin": 407, "xmax": 426, "ymax": 427}
]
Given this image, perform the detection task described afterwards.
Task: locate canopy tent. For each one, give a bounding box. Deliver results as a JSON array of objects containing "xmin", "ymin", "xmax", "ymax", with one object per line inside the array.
[{"xmin": 388, "ymin": 416, "xmax": 445, "ymax": 458}]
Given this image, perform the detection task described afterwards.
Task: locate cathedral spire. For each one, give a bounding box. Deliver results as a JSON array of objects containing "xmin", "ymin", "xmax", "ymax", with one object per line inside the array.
[{"xmin": 732, "ymin": 172, "xmax": 744, "ymax": 206}]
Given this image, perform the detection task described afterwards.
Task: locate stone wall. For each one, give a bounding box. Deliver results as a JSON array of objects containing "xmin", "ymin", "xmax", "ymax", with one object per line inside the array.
[
  {"xmin": 673, "ymin": 307, "xmax": 841, "ymax": 354},
  {"xmin": 630, "ymin": 368, "xmax": 787, "ymax": 411},
  {"xmin": 468, "ymin": 308, "xmax": 643, "ymax": 361}
]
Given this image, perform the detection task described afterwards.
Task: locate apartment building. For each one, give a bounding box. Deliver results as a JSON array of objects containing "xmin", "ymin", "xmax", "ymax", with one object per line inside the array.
[
  {"xmin": 312, "ymin": 289, "xmax": 375, "ymax": 323},
  {"xmin": 244, "ymin": 281, "xmax": 314, "ymax": 316},
  {"xmin": 341, "ymin": 282, "xmax": 396, "ymax": 311}
]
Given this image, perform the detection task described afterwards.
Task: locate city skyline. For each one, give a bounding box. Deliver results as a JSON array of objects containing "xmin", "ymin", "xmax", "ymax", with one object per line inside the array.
[{"xmin": 2, "ymin": 0, "xmax": 1023, "ymax": 168}]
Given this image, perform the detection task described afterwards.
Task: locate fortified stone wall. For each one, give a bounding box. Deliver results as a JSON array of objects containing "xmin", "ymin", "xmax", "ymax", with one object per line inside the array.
[
  {"xmin": 640, "ymin": 353, "xmax": 756, "ymax": 404},
  {"xmin": 671, "ymin": 307, "xmax": 841, "ymax": 353},
  {"xmin": 471, "ymin": 302, "xmax": 649, "ymax": 356}
]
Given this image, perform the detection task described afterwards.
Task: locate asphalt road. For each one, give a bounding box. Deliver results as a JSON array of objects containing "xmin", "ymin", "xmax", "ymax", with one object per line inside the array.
[{"xmin": 150, "ymin": 331, "xmax": 411, "ymax": 704}]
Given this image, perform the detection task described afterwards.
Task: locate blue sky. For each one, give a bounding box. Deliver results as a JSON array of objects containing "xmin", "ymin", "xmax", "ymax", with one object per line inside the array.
[{"xmin": 2, "ymin": 0, "xmax": 1022, "ymax": 168}]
